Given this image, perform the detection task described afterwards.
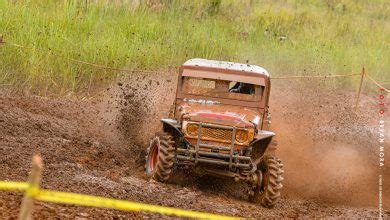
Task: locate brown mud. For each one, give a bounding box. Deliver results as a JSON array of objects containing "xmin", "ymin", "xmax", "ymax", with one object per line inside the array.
[{"xmin": 0, "ymin": 72, "xmax": 389, "ymax": 218}]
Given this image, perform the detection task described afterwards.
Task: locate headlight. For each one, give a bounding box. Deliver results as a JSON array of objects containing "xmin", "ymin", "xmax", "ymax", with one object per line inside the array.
[
  {"xmin": 235, "ymin": 129, "xmax": 248, "ymax": 143},
  {"xmin": 186, "ymin": 123, "xmax": 199, "ymax": 136}
]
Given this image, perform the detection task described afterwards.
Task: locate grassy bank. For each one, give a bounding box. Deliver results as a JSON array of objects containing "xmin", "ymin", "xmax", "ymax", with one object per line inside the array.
[{"xmin": 0, "ymin": 0, "xmax": 389, "ymax": 94}]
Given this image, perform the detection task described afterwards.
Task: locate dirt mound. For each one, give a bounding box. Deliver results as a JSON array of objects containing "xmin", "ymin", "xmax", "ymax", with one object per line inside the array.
[{"xmin": 0, "ymin": 74, "xmax": 388, "ymax": 218}]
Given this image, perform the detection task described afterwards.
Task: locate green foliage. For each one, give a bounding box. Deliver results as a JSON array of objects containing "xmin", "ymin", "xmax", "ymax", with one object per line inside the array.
[{"xmin": 0, "ymin": 0, "xmax": 388, "ymax": 95}]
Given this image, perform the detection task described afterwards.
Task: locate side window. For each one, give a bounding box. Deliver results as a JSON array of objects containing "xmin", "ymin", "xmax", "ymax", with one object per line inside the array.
[
  {"xmin": 229, "ymin": 82, "xmax": 264, "ymax": 101},
  {"xmin": 229, "ymin": 82, "xmax": 256, "ymax": 95}
]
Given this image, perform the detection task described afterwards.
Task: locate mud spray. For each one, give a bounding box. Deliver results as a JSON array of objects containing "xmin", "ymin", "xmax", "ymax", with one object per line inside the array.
[
  {"xmin": 271, "ymin": 79, "xmax": 389, "ymax": 208},
  {"xmin": 110, "ymin": 72, "xmax": 389, "ymax": 208},
  {"xmin": 103, "ymin": 71, "xmax": 178, "ymax": 166}
]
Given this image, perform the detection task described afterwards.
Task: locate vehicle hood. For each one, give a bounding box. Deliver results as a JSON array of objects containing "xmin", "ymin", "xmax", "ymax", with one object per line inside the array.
[{"xmin": 179, "ymin": 102, "xmax": 261, "ymax": 128}]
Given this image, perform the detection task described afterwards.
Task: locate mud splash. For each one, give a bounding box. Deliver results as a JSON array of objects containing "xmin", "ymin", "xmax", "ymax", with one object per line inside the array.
[{"xmin": 98, "ymin": 71, "xmax": 178, "ymax": 167}]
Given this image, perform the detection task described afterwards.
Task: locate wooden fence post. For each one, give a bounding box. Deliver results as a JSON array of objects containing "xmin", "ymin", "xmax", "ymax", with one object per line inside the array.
[
  {"xmin": 19, "ymin": 155, "xmax": 43, "ymax": 220},
  {"xmin": 355, "ymin": 66, "xmax": 365, "ymax": 109}
]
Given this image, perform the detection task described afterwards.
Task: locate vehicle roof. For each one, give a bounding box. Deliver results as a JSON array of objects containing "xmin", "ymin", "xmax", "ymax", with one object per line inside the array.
[{"xmin": 182, "ymin": 58, "xmax": 269, "ymax": 77}]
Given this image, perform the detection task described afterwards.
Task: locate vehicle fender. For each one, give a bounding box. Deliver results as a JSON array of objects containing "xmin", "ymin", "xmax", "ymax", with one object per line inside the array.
[
  {"xmin": 251, "ymin": 130, "xmax": 275, "ymax": 144},
  {"xmin": 249, "ymin": 130, "xmax": 275, "ymax": 156},
  {"xmin": 161, "ymin": 118, "xmax": 183, "ymax": 137}
]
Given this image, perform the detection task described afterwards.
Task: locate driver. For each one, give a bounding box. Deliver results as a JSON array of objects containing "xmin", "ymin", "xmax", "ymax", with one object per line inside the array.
[{"xmin": 229, "ymin": 82, "xmax": 255, "ymax": 94}]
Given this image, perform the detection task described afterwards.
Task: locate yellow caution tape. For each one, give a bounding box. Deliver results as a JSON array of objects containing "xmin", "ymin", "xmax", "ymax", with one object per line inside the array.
[
  {"xmin": 0, "ymin": 181, "xmax": 28, "ymax": 191},
  {"xmin": 0, "ymin": 181, "xmax": 242, "ymax": 219}
]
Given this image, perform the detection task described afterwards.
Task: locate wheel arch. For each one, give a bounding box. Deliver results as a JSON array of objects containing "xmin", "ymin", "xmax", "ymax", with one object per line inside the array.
[
  {"xmin": 161, "ymin": 118, "xmax": 183, "ymax": 138},
  {"xmin": 249, "ymin": 130, "xmax": 275, "ymax": 158}
]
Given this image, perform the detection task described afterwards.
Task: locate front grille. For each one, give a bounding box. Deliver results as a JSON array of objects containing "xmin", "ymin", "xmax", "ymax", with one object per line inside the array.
[
  {"xmin": 188, "ymin": 139, "xmax": 241, "ymax": 152},
  {"xmin": 200, "ymin": 127, "xmax": 232, "ymax": 141}
]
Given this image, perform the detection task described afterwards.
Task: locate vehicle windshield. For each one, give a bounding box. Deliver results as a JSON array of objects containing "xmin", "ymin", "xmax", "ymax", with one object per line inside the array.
[{"xmin": 181, "ymin": 77, "xmax": 263, "ymax": 102}]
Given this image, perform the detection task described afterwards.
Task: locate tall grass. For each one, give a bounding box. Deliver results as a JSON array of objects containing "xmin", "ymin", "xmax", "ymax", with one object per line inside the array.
[{"xmin": 0, "ymin": 0, "xmax": 389, "ymax": 95}]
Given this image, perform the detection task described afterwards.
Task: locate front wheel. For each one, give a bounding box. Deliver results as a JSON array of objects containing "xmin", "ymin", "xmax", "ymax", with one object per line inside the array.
[
  {"xmin": 145, "ymin": 132, "xmax": 175, "ymax": 182},
  {"xmin": 250, "ymin": 156, "xmax": 284, "ymax": 208}
]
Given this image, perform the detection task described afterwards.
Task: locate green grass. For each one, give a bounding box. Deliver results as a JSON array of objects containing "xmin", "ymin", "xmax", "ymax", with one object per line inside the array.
[{"xmin": 0, "ymin": 0, "xmax": 389, "ymax": 95}]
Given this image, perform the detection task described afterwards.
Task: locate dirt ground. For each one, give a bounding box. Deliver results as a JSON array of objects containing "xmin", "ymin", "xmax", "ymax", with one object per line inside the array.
[{"xmin": 0, "ymin": 71, "xmax": 389, "ymax": 219}]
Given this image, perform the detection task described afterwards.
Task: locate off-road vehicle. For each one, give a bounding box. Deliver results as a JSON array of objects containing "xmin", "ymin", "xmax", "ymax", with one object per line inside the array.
[{"xmin": 145, "ymin": 58, "xmax": 284, "ymax": 208}]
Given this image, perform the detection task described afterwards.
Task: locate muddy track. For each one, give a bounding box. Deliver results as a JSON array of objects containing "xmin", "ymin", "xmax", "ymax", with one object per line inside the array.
[{"xmin": 0, "ymin": 73, "xmax": 389, "ymax": 218}]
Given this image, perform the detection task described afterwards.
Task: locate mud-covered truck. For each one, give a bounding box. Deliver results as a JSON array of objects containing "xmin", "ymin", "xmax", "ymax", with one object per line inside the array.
[{"xmin": 145, "ymin": 58, "xmax": 284, "ymax": 208}]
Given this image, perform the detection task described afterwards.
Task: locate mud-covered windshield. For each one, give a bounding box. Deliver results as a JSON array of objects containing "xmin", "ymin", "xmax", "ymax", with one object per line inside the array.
[{"xmin": 181, "ymin": 77, "xmax": 263, "ymax": 102}]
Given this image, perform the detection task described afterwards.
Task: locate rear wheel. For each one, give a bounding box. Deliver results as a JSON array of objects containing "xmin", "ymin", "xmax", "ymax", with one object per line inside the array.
[
  {"xmin": 145, "ymin": 132, "xmax": 175, "ymax": 182},
  {"xmin": 250, "ymin": 156, "xmax": 284, "ymax": 208}
]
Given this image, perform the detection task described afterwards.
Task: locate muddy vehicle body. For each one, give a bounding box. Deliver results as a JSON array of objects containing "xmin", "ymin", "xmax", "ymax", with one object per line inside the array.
[{"xmin": 145, "ymin": 58, "xmax": 284, "ymax": 207}]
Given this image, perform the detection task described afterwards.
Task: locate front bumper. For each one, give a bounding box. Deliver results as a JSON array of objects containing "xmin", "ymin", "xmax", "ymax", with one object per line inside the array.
[{"xmin": 176, "ymin": 122, "xmax": 252, "ymax": 169}]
